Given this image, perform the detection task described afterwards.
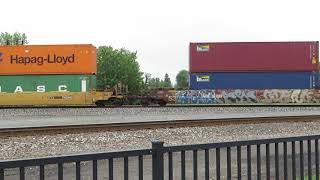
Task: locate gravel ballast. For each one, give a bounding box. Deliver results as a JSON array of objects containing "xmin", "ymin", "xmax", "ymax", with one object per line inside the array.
[
  {"xmin": 1, "ymin": 121, "xmax": 320, "ymax": 160},
  {"xmin": 2, "ymin": 106, "xmax": 320, "ymax": 128},
  {"xmin": 2, "ymin": 106, "xmax": 320, "ymax": 118}
]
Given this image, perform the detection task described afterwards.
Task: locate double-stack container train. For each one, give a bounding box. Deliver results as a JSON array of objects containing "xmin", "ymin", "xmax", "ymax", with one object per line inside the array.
[
  {"xmin": 0, "ymin": 44, "xmax": 169, "ymax": 106},
  {"xmin": 0, "ymin": 44, "xmax": 118, "ymax": 106},
  {"xmin": 0, "ymin": 41, "xmax": 319, "ymax": 107},
  {"xmin": 180, "ymin": 41, "xmax": 320, "ymax": 105}
]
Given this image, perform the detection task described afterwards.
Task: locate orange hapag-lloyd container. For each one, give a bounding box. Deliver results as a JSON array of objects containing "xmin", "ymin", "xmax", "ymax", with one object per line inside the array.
[{"xmin": 0, "ymin": 44, "xmax": 97, "ymax": 75}]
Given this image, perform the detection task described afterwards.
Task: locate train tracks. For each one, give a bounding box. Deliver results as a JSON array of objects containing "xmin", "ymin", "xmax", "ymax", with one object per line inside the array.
[
  {"xmin": 1, "ymin": 104, "xmax": 320, "ymax": 109},
  {"xmin": 1, "ymin": 115, "xmax": 320, "ymax": 137}
]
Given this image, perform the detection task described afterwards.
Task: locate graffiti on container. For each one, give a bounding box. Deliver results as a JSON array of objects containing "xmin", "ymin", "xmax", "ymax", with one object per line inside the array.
[
  {"xmin": 215, "ymin": 90, "xmax": 257, "ymax": 104},
  {"xmin": 176, "ymin": 90, "xmax": 217, "ymax": 104},
  {"xmin": 176, "ymin": 89, "xmax": 257, "ymax": 104},
  {"xmin": 176, "ymin": 89, "xmax": 320, "ymax": 104},
  {"xmin": 257, "ymin": 89, "xmax": 320, "ymax": 103}
]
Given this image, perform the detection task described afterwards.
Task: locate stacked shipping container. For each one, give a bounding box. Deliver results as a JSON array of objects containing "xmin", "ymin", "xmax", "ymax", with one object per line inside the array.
[
  {"xmin": 0, "ymin": 44, "xmax": 97, "ymax": 93},
  {"xmin": 0, "ymin": 75, "xmax": 96, "ymax": 93},
  {"xmin": 189, "ymin": 41, "xmax": 319, "ymax": 89},
  {"xmin": 190, "ymin": 72, "xmax": 318, "ymax": 90}
]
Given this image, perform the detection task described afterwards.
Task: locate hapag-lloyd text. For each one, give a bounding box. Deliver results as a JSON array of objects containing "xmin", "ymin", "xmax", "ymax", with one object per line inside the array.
[{"xmin": 10, "ymin": 54, "xmax": 75, "ymax": 65}]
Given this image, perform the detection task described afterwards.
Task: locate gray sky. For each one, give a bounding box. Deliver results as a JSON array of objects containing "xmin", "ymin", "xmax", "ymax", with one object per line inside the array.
[{"xmin": 1, "ymin": 0, "xmax": 319, "ymax": 83}]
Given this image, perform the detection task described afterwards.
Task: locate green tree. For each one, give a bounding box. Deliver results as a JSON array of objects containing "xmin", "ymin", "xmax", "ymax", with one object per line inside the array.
[
  {"xmin": 97, "ymin": 46, "xmax": 144, "ymax": 94},
  {"xmin": 162, "ymin": 73, "xmax": 172, "ymax": 88},
  {"xmin": 148, "ymin": 77, "xmax": 161, "ymax": 89},
  {"xmin": 144, "ymin": 73, "xmax": 151, "ymax": 87},
  {"xmin": 0, "ymin": 32, "xmax": 28, "ymax": 45},
  {"xmin": 146, "ymin": 73, "xmax": 173, "ymax": 89},
  {"xmin": 175, "ymin": 70, "xmax": 189, "ymax": 89}
]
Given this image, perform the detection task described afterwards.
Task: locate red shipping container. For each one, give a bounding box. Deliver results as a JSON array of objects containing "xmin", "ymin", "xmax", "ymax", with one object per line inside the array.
[{"xmin": 189, "ymin": 42, "xmax": 319, "ymax": 72}]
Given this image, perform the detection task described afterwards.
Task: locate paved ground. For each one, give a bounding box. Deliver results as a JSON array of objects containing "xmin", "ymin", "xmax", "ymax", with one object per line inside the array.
[{"xmin": 1, "ymin": 107, "xmax": 320, "ymax": 128}]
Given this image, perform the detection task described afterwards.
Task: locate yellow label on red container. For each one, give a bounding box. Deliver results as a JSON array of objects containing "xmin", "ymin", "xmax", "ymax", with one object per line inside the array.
[
  {"xmin": 312, "ymin": 57, "xmax": 317, "ymax": 64},
  {"xmin": 196, "ymin": 44, "xmax": 210, "ymax": 52}
]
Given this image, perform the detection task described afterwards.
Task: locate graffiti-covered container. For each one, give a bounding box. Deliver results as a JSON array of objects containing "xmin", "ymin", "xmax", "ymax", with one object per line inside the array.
[
  {"xmin": 190, "ymin": 72, "xmax": 317, "ymax": 90},
  {"xmin": 190, "ymin": 42, "xmax": 319, "ymax": 72},
  {"xmin": 175, "ymin": 89, "xmax": 320, "ymax": 104}
]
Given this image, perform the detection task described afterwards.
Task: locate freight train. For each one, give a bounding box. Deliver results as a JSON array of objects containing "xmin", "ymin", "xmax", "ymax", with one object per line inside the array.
[
  {"xmin": 0, "ymin": 42, "xmax": 319, "ymax": 107},
  {"xmin": 183, "ymin": 41, "xmax": 320, "ymax": 105},
  {"xmin": 0, "ymin": 44, "xmax": 173, "ymax": 106}
]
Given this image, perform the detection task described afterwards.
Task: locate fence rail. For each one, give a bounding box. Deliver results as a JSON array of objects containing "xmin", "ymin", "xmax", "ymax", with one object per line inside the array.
[{"xmin": 1, "ymin": 134, "xmax": 320, "ymax": 180}]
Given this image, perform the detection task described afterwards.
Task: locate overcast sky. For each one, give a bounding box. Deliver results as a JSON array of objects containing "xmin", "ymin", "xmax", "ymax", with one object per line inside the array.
[{"xmin": 1, "ymin": 0, "xmax": 320, "ymax": 83}]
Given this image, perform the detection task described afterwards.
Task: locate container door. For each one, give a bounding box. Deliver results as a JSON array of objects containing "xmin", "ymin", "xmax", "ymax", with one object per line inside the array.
[
  {"xmin": 81, "ymin": 79, "xmax": 87, "ymax": 92},
  {"xmin": 316, "ymin": 72, "xmax": 320, "ymax": 89},
  {"xmin": 311, "ymin": 72, "xmax": 316, "ymax": 89}
]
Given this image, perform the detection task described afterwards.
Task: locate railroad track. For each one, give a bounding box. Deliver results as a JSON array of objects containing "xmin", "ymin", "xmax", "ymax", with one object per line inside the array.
[
  {"xmin": 1, "ymin": 103, "xmax": 320, "ymax": 109},
  {"xmin": 1, "ymin": 115, "xmax": 320, "ymax": 137}
]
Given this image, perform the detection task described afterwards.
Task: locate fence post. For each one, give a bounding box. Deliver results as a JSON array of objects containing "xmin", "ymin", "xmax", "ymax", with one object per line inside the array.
[
  {"xmin": 152, "ymin": 141, "xmax": 164, "ymax": 180},
  {"xmin": 0, "ymin": 169, "xmax": 4, "ymax": 180}
]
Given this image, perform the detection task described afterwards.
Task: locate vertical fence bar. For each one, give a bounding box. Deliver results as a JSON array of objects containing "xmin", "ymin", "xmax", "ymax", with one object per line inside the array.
[
  {"xmin": 93, "ymin": 160, "xmax": 97, "ymax": 180},
  {"xmin": 181, "ymin": 150, "xmax": 186, "ymax": 180},
  {"xmin": 152, "ymin": 141, "xmax": 164, "ymax": 180},
  {"xmin": 205, "ymin": 149, "xmax": 209, "ymax": 180},
  {"xmin": 300, "ymin": 141, "xmax": 304, "ymax": 180},
  {"xmin": 20, "ymin": 167, "xmax": 25, "ymax": 180},
  {"xmin": 247, "ymin": 145, "xmax": 251, "ymax": 180},
  {"xmin": 237, "ymin": 146, "xmax": 241, "ymax": 180},
  {"xmin": 283, "ymin": 142, "xmax": 288, "ymax": 180},
  {"xmin": 227, "ymin": 147, "xmax": 231, "ymax": 180},
  {"xmin": 124, "ymin": 157, "xmax": 128, "ymax": 180},
  {"xmin": 275, "ymin": 143, "xmax": 279, "ymax": 180},
  {"xmin": 0, "ymin": 169, "xmax": 3, "ymax": 180},
  {"xmin": 266, "ymin": 144, "xmax": 270, "ymax": 180},
  {"xmin": 316, "ymin": 139, "xmax": 319, "ymax": 180},
  {"xmin": 216, "ymin": 148, "xmax": 221, "ymax": 180},
  {"xmin": 40, "ymin": 164, "xmax": 45, "ymax": 180},
  {"xmin": 308, "ymin": 140, "xmax": 312, "ymax": 180},
  {"xmin": 109, "ymin": 158, "xmax": 113, "ymax": 180},
  {"xmin": 139, "ymin": 155, "xmax": 143, "ymax": 180},
  {"xmin": 257, "ymin": 144, "xmax": 261, "ymax": 180},
  {"xmin": 292, "ymin": 141, "xmax": 296, "ymax": 180},
  {"xmin": 76, "ymin": 162, "xmax": 80, "ymax": 180},
  {"xmin": 58, "ymin": 163, "xmax": 63, "ymax": 180},
  {"xmin": 193, "ymin": 150, "xmax": 198, "ymax": 180},
  {"xmin": 168, "ymin": 152, "xmax": 173, "ymax": 180}
]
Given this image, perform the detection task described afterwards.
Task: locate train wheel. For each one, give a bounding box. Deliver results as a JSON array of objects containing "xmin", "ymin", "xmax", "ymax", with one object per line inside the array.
[
  {"xmin": 114, "ymin": 99, "xmax": 124, "ymax": 107},
  {"xmin": 141, "ymin": 103, "xmax": 149, "ymax": 107},
  {"xmin": 95, "ymin": 101, "xmax": 105, "ymax": 107},
  {"xmin": 141, "ymin": 100, "xmax": 150, "ymax": 107},
  {"xmin": 158, "ymin": 101, "xmax": 167, "ymax": 107},
  {"xmin": 109, "ymin": 98, "xmax": 123, "ymax": 107}
]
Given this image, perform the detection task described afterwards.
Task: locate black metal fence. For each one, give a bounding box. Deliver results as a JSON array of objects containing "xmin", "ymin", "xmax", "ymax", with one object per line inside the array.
[{"xmin": 1, "ymin": 134, "xmax": 320, "ymax": 180}]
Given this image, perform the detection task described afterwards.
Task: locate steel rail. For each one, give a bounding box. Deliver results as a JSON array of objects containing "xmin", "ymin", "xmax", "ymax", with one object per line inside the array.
[
  {"xmin": 1, "ymin": 115, "xmax": 320, "ymax": 137},
  {"xmin": 1, "ymin": 103, "xmax": 320, "ymax": 109}
]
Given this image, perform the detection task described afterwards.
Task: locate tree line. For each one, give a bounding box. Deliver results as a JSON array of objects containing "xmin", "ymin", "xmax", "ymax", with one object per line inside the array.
[
  {"xmin": 0, "ymin": 32, "xmax": 28, "ymax": 45},
  {"xmin": 0, "ymin": 32, "xmax": 189, "ymax": 94}
]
